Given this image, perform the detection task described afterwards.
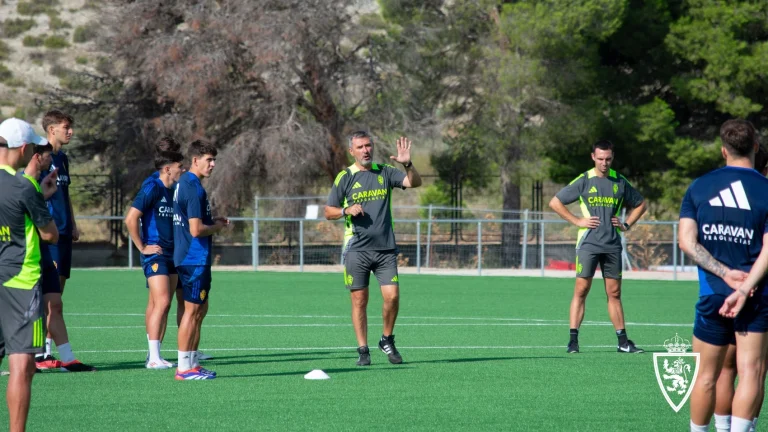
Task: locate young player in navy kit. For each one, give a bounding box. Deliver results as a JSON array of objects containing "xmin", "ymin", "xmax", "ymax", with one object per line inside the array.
[
  {"xmin": 680, "ymin": 120, "xmax": 768, "ymax": 432},
  {"xmin": 173, "ymin": 141, "xmax": 228, "ymax": 380},
  {"xmin": 125, "ymin": 150, "xmax": 184, "ymax": 369}
]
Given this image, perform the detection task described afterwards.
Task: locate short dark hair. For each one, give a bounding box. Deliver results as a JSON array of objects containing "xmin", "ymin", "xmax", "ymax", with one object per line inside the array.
[
  {"xmin": 348, "ymin": 131, "xmax": 373, "ymax": 148},
  {"xmin": 154, "ymin": 150, "xmax": 184, "ymax": 170},
  {"xmin": 720, "ymin": 119, "xmax": 756, "ymax": 157},
  {"xmin": 592, "ymin": 140, "xmax": 614, "ymax": 152},
  {"xmin": 156, "ymin": 136, "xmax": 180, "ymax": 153},
  {"xmin": 188, "ymin": 140, "xmax": 217, "ymax": 159},
  {"xmin": 755, "ymin": 143, "xmax": 768, "ymax": 174},
  {"xmin": 42, "ymin": 109, "xmax": 74, "ymax": 133},
  {"xmin": 34, "ymin": 143, "xmax": 53, "ymax": 154}
]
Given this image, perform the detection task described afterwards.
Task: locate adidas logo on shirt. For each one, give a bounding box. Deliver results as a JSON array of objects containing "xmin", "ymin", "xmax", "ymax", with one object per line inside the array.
[
  {"xmin": 588, "ymin": 186, "xmax": 597, "ymax": 194},
  {"xmin": 708, "ymin": 181, "xmax": 751, "ymax": 210},
  {"xmin": 161, "ymin": 197, "xmax": 167, "ymax": 203},
  {"xmin": 352, "ymin": 182, "xmax": 362, "ymax": 189}
]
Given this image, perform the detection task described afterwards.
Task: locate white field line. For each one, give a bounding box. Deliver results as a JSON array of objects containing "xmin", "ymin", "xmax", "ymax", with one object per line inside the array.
[
  {"xmin": 71, "ymin": 345, "xmax": 667, "ymax": 354},
  {"xmin": 65, "ymin": 313, "xmax": 690, "ymax": 327},
  {"xmin": 67, "ymin": 321, "xmax": 690, "ymax": 329}
]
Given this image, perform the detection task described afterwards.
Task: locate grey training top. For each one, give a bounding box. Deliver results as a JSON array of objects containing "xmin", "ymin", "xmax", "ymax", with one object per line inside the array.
[
  {"xmin": 555, "ymin": 168, "xmax": 644, "ymax": 252},
  {"xmin": 0, "ymin": 167, "xmax": 52, "ymax": 290},
  {"xmin": 327, "ymin": 163, "xmax": 406, "ymax": 251}
]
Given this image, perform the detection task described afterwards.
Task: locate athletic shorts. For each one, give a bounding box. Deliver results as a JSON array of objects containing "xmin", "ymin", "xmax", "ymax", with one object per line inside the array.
[
  {"xmin": 343, "ymin": 249, "xmax": 399, "ymax": 290},
  {"xmin": 177, "ymin": 266, "xmax": 211, "ymax": 304},
  {"xmin": 41, "ymin": 261, "xmax": 61, "ymax": 295},
  {"xmin": 0, "ymin": 281, "xmax": 45, "ymax": 359},
  {"xmin": 576, "ymin": 249, "xmax": 622, "ymax": 279},
  {"xmin": 143, "ymin": 255, "xmax": 177, "ymax": 280},
  {"xmin": 693, "ymin": 294, "xmax": 768, "ymax": 346},
  {"xmin": 49, "ymin": 235, "xmax": 73, "ymax": 279}
]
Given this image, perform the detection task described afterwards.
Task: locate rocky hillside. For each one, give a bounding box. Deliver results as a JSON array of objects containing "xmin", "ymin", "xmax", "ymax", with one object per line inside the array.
[{"xmin": 0, "ymin": 0, "xmax": 100, "ymax": 124}]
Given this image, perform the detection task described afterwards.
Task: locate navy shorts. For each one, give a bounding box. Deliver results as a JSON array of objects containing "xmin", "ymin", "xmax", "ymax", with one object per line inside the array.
[
  {"xmin": 693, "ymin": 294, "xmax": 768, "ymax": 346},
  {"xmin": 177, "ymin": 266, "xmax": 211, "ymax": 305},
  {"xmin": 49, "ymin": 235, "xmax": 73, "ymax": 279},
  {"xmin": 142, "ymin": 255, "xmax": 177, "ymax": 279},
  {"xmin": 41, "ymin": 262, "xmax": 61, "ymax": 295}
]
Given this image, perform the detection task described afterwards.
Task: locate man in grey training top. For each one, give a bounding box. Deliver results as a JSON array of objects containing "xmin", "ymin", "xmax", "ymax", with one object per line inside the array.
[
  {"xmin": 325, "ymin": 132, "xmax": 422, "ymax": 366},
  {"xmin": 549, "ymin": 140, "xmax": 647, "ymax": 354}
]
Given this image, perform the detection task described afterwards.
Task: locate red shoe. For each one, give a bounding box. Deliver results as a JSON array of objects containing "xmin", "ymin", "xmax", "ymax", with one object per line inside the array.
[{"xmin": 35, "ymin": 355, "xmax": 62, "ymax": 370}]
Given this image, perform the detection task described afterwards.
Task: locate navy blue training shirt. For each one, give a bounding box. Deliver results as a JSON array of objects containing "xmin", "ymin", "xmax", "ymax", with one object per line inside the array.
[
  {"xmin": 131, "ymin": 174, "xmax": 175, "ymax": 256},
  {"xmin": 173, "ymin": 172, "xmax": 213, "ymax": 267},
  {"xmin": 680, "ymin": 166, "xmax": 768, "ymax": 297},
  {"xmin": 43, "ymin": 151, "xmax": 73, "ymax": 236}
]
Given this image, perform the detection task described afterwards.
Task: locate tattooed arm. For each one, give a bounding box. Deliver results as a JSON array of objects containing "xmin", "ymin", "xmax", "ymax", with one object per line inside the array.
[{"xmin": 679, "ymin": 218, "xmax": 747, "ymax": 289}]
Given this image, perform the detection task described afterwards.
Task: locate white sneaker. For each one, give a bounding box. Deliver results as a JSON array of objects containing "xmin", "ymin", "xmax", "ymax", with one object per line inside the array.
[
  {"xmin": 146, "ymin": 359, "xmax": 173, "ymax": 370},
  {"xmin": 196, "ymin": 351, "xmax": 213, "ymax": 360}
]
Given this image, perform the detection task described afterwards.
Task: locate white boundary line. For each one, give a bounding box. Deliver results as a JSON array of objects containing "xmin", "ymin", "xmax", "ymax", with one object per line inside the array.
[
  {"xmin": 67, "ymin": 322, "xmax": 690, "ymax": 329},
  {"xmin": 65, "ymin": 313, "xmax": 691, "ymax": 327},
  {"xmin": 73, "ymin": 344, "xmax": 667, "ymax": 354}
]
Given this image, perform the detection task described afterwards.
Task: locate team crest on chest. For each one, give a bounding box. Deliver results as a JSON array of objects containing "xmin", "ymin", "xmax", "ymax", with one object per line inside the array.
[
  {"xmin": 377, "ymin": 175, "xmax": 383, "ymax": 185},
  {"xmin": 613, "ymin": 184, "xmax": 618, "ymax": 195}
]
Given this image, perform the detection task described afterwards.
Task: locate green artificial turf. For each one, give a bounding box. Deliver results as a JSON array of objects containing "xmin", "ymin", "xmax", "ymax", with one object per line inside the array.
[{"xmin": 0, "ymin": 271, "xmax": 705, "ymax": 431}]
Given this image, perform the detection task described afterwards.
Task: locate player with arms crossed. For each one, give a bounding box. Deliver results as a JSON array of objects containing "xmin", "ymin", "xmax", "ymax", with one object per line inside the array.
[
  {"xmin": 325, "ymin": 132, "xmax": 422, "ymax": 366},
  {"xmin": 0, "ymin": 118, "xmax": 58, "ymax": 432},
  {"xmin": 680, "ymin": 119, "xmax": 768, "ymax": 432},
  {"xmin": 173, "ymin": 140, "xmax": 228, "ymax": 380},
  {"xmin": 549, "ymin": 140, "xmax": 647, "ymax": 354},
  {"xmin": 125, "ymin": 149, "xmax": 184, "ymax": 369}
]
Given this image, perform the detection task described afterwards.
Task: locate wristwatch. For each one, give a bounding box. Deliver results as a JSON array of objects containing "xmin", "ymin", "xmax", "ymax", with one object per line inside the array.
[
  {"xmin": 341, "ymin": 207, "xmax": 346, "ymax": 216},
  {"xmin": 402, "ymin": 161, "xmax": 413, "ymax": 168},
  {"xmin": 622, "ymin": 222, "xmax": 630, "ymax": 231}
]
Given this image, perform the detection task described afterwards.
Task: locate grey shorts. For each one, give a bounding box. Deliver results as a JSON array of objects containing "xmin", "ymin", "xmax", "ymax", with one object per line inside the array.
[
  {"xmin": 343, "ymin": 249, "xmax": 399, "ymax": 290},
  {"xmin": 576, "ymin": 249, "xmax": 622, "ymax": 279},
  {"xmin": 0, "ymin": 281, "xmax": 45, "ymax": 359}
]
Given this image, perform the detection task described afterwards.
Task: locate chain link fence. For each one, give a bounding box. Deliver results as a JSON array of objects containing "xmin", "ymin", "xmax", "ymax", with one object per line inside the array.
[{"xmin": 73, "ymin": 205, "xmax": 690, "ymax": 279}]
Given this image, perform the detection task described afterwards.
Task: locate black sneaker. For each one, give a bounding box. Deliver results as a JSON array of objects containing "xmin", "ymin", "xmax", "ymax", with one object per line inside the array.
[
  {"xmin": 356, "ymin": 346, "xmax": 371, "ymax": 366},
  {"xmin": 566, "ymin": 340, "xmax": 579, "ymax": 354},
  {"xmin": 379, "ymin": 335, "xmax": 403, "ymax": 364},
  {"xmin": 617, "ymin": 340, "xmax": 644, "ymax": 354}
]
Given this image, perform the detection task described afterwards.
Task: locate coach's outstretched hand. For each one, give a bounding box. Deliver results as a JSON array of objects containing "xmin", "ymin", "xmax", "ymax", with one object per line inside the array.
[{"xmin": 390, "ymin": 137, "xmax": 412, "ymax": 166}]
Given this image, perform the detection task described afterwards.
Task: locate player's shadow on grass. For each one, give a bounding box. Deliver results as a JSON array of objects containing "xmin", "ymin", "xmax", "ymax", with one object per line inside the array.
[
  {"xmin": 216, "ymin": 366, "xmax": 413, "ymax": 379},
  {"xmin": 203, "ymin": 351, "xmax": 351, "ymax": 366},
  {"xmin": 87, "ymin": 361, "xmax": 148, "ymax": 372},
  {"xmin": 406, "ymin": 356, "xmax": 564, "ymax": 365}
]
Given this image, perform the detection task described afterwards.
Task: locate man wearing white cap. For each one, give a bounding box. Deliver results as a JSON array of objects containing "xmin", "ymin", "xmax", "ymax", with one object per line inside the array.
[{"xmin": 0, "ymin": 118, "xmax": 59, "ymax": 432}]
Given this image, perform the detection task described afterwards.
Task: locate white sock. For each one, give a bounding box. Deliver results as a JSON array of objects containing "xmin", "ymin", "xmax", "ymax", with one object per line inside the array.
[
  {"xmin": 749, "ymin": 417, "xmax": 758, "ymax": 432},
  {"xmin": 732, "ymin": 417, "xmax": 754, "ymax": 432},
  {"xmin": 57, "ymin": 342, "xmax": 76, "ymax": 363},
  {"xmin": 177, "ymin": 351, "xmax": 192, "ymax": 372},
  {"xmin": 715, "ymin": 414, "xmax": 731, "ymax": 432},
  {"xmin": 45, "ymin": 338, "xmax": 52, "ymax": 356},
  {"xmin": 148, "ymin": 340, "xmax": 161, "ymax": 362},
  {"xmin": 191, "ymin": 351, "xmax": 199, "ymax": 368},
  {"xmin": 691, "ymin": 420, "xmax": 709, "ymax": 432}
]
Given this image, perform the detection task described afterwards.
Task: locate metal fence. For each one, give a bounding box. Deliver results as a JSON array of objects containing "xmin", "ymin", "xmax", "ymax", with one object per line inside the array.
[{"xmin": 73, "ymin": 210, "xmax": 691, "ymax": 280}]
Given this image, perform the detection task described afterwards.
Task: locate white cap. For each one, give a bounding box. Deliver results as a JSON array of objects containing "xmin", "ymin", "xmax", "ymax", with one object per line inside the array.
[{"xmin": 0, "ymin": 118, "xmax": 47, "ymax": 148}]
